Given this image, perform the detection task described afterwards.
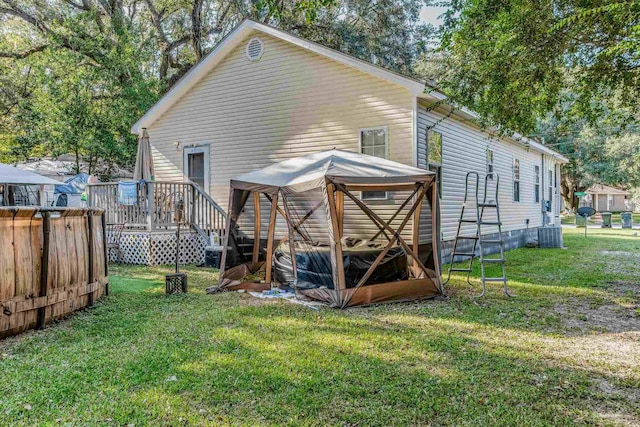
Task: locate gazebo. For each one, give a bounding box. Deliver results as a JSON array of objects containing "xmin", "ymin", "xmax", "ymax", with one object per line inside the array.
[
  {"xmin": 216, "ymin": 150, "xmax": 442, "ymax": 308},
  {"xmin": 0, "ymin": 163, "xmax": 60, "ymax": 206}
]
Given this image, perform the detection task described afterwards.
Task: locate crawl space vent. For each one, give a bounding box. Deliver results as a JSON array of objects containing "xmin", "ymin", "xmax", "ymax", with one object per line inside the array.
[{"xmin": 246, "ymin": 38, "xmax": 264, "ymax": 62}]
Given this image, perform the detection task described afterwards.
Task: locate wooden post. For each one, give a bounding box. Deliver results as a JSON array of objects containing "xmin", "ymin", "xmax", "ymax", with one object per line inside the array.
[
  {"xmin": 37, "ymin": 211, "xmax": 51, "ymax": 330},
  {"xmin": 87, "ymin": 212, "xmax": 95, "ymax": 307},
  {"xmin": 191, "ymin": 184, "xmax": 197, "ymax": 227},
  {"xmin": 336, "ymin": 190, "xmax": 344, "ymax": 239},
  {"xmin": 325, "ymin": 182, "xmax": 346, "ymax": 292},
  {"xmin": 218, "ymin": 189, "xmax": 235, "ymax": 284},
  {"xmin": 252, "ymin": 192, "xmax": 261, "ymax": 264},
  {"xmin": 430, "ymin": 179, "xmax": 442, "ymax": 284},
  {"xmin": 412, "ymin": 189, "xmax": 423, "ymax": 279},
  {"xmin": 101, "ymin": 211, "xmax": 109, "ymax": 296},
  {"xmin": 264, "ymin": 194, "xmax": 278, "ymax": 284},
  {"xmin": 147, "ymin": 181, "xmax": 156, "ymax": 231}
]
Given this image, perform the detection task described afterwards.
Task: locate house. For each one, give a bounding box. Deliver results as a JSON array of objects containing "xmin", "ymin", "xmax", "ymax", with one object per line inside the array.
[
  {"xmin": 586, "ymin": 184, "xmax": 633, "ymax": 212},
  {"xmin": 127, "ymin": 19, "xmax": 568, "ymax": 262}
]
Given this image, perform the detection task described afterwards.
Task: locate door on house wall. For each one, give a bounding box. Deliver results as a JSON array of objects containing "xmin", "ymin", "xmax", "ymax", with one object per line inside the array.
[
  {"xmin": 597, "ymin": 194, "xmax": 607, "ymax": 212},
  {"xmin": 183, "ymin": 145, "xmax": 210, "ymax": 193}
]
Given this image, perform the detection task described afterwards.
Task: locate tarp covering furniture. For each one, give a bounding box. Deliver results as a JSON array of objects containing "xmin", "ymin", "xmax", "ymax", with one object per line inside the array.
[{"xmin": 215, "ymin": 149, "xmax": 442, "ymax": 308}]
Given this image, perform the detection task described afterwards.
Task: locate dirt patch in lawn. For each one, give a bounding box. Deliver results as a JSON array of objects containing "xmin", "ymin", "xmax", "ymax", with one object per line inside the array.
[
  {"xmin": 554, "ymin": 297, "xmax": 640, "ymax": 334},
  {"xmin": 599, "ymin": 251, "xmax": 640, "ymax": 258},
  {"xmin": 605, "ymin": 280, "xmax": 640, "ymax": 298}
]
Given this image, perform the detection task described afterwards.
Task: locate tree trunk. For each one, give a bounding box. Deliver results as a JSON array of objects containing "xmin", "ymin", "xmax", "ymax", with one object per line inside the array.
[{"xmin": 191, "ymin": 0, "xmax": 205, "ymax": 61}]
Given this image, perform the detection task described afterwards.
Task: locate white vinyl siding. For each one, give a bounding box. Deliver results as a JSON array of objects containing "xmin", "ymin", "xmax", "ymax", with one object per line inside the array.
[
  {"xmin": 417, "ymin": 100, "xmax": 546, "ymax": 241},
  {"xmin": 147, "ymin": 31, "xmax": 415, "ymax": 242}
]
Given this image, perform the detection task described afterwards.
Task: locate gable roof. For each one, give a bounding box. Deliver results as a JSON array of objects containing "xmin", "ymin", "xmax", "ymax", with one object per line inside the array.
[
  {"xmin": 132, "ymin": 19, "xmax": 568, "ymax": 163},
  {"xmin": 132, "ymin": 19, "xmax": 432, "ymax": 135},
  {"xmin": 586, "ymin": 184, "xmax": 631, "ymax": 195}
]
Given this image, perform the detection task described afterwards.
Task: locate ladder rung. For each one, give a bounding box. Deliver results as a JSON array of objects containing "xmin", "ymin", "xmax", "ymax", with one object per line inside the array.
[
  {"xmin": 483, "ymin": 277, "xmax": 507, "ymax": 282},
  {"xmin": 480, "ymin": 239, "xmax": 503, "ymax": 244},
  {"xmin": 458, "ymin": 236, "xmax": 479, "ymax": 240},
  {"xmin": 482, "ymin": 258, "xmax": 505, "ymax": 264},
  {"xmin": 478, "ymin": 203, "xmax": 498, "ymax": 208},
  {"xmin": 450, "ymin": 268, "xmax": 472, "ymax": 272},
  {"xmin": 480, "ymin": 221, "xmax": 502, "ymax": 226},
  {"xmin": 460, "ymin": 219, "xmax": 478, "ymax": 223},
  {"xmin": 453, "ymin": 252, "xmax": 476, "ymax": 257}
]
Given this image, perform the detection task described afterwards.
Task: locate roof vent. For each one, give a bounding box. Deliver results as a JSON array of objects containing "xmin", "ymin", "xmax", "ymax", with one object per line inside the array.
[{"xmin": 246, "ymin": 38, "xmax": 264, "ymax": 62}]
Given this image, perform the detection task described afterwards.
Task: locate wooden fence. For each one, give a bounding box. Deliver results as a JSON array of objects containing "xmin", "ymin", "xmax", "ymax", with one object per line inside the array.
[{"xmin": 0, "ymin": 207, "xmax": 108, "ymax": 338}]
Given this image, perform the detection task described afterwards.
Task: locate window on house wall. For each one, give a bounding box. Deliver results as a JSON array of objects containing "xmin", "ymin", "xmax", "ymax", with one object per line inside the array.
[
  {"xmin": 548, "ymin": 169, "xmax": 553, "ymax": 203},
  {"xmin": 534, "ymin": 165, "xmax": 540, "ymax": 203},
  {"xmin": 486, "ymin": 149, "xmax": 494, "ymax": 179},
  {"xmin": 427, "ymin": 130, "xmax": 442, "ymax": 165},
  {"xmin": 427, "ymin": 130, "xmax": 443, "ymax": 196},
  {"xmin": 513, "ymin": 159, "xmax": 521, "ymax": 202},
  {"xmin": 360, "ymin": 126, "xmax": 388, "ymax": 200}
]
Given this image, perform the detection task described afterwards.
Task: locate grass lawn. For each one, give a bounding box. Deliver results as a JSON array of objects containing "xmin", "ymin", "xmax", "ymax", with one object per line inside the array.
[{"xmin": 1, "ymin": 228, "xmax": 639, "ymax": 426}]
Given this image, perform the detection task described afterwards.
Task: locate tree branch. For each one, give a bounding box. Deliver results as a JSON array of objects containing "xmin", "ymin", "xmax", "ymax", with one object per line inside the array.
[{"xmin": 0, "ymin": 44, "xmax": 49, "ymax": 59}]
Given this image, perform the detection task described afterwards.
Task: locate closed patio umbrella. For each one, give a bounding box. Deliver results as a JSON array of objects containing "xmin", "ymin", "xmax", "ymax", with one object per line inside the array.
[{"xmin": 133, "ymin": 128, "xmax": 154, "ymax": 181}]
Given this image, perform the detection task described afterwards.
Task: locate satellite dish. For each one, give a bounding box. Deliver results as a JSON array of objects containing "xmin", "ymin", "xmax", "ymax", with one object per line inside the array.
[{"xmin": 577, "ymin": 206, "xmax": 596, "ymax": 218}]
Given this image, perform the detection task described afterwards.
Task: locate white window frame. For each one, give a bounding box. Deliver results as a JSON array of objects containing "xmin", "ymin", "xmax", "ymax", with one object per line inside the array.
[
  {"xmin": 486, "ymin": 149, "xmax": 494, "ymax": 179},
  {"xmin": 513, "ymin": 158, "xmax": 521, "ymax": 202},
  {"xmin": 359, "ymin": 126, "xmax": 389, "ymax": 200},
  {"xmin": 548, "ymin": 169, "xmax": 553, "ymax": 205},
  {"xmin": 183, "ymin": 144, "xmax": 211, "ymax": 193},
  {"xmin": 426, "ymin": 130, "xmax": 443, "ymax": 196},
  {"xmin": 534, "ymin": 165, "xmax": 540, "ymax": 203}
]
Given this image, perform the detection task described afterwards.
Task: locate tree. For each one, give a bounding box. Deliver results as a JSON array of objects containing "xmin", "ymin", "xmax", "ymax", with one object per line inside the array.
[
  {"xmin": 1, "ymin": 0, "xmax": 435, "ymax": 170},
  {"xmin": 536, "ymin": 98, "xmax": 639, "ymax": 210},
  {"xmin": 423, "ymin": 0, "xmax": 640, "ymax": 135}
]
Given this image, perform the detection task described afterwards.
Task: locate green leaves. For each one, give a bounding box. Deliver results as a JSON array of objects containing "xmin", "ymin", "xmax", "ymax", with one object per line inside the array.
[
  {"xmin": 1, "ymin": 0, "xmax": 435, "ymax": 172},
  {"xmin": 429, "ymin": 0, "xmax": 640, "ymax": 135}
]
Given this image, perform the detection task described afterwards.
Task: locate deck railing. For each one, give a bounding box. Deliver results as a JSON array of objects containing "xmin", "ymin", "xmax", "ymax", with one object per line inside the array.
[{"xmin": 87, "ymin": 181, "xmax": 226, "ymax": 239}]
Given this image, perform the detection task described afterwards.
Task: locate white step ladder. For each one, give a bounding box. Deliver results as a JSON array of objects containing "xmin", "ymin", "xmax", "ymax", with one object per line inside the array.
[{"xmin": 444, "ymin": 172, "xmax": 513, "ymax": 297}]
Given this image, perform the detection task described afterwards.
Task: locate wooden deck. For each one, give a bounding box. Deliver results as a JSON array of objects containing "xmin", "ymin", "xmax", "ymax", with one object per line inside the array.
[{"xmin": 87, "ymin": 181, "xmax": 226, "ymax": 240}]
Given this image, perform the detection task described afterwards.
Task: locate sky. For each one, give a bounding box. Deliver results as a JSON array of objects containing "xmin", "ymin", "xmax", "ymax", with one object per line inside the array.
[{"xmin": 420, "ymin": 6, "xmax": 449, "ymax": 28}]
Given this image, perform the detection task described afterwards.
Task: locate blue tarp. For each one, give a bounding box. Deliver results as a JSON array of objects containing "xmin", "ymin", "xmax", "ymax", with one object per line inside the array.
[{"xmin": 55, "ymin": 173, "xmax": 90, "ymax": 195}]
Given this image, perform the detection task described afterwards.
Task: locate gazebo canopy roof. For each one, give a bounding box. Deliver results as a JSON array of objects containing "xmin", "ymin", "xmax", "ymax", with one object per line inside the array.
[
  {"xmin": 0, "ymin": 163, "xmax": 61, "ymax": 186},
  {"xmin": 230, "ymin": 149, "xmax": 435, "ymax": 193}
]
